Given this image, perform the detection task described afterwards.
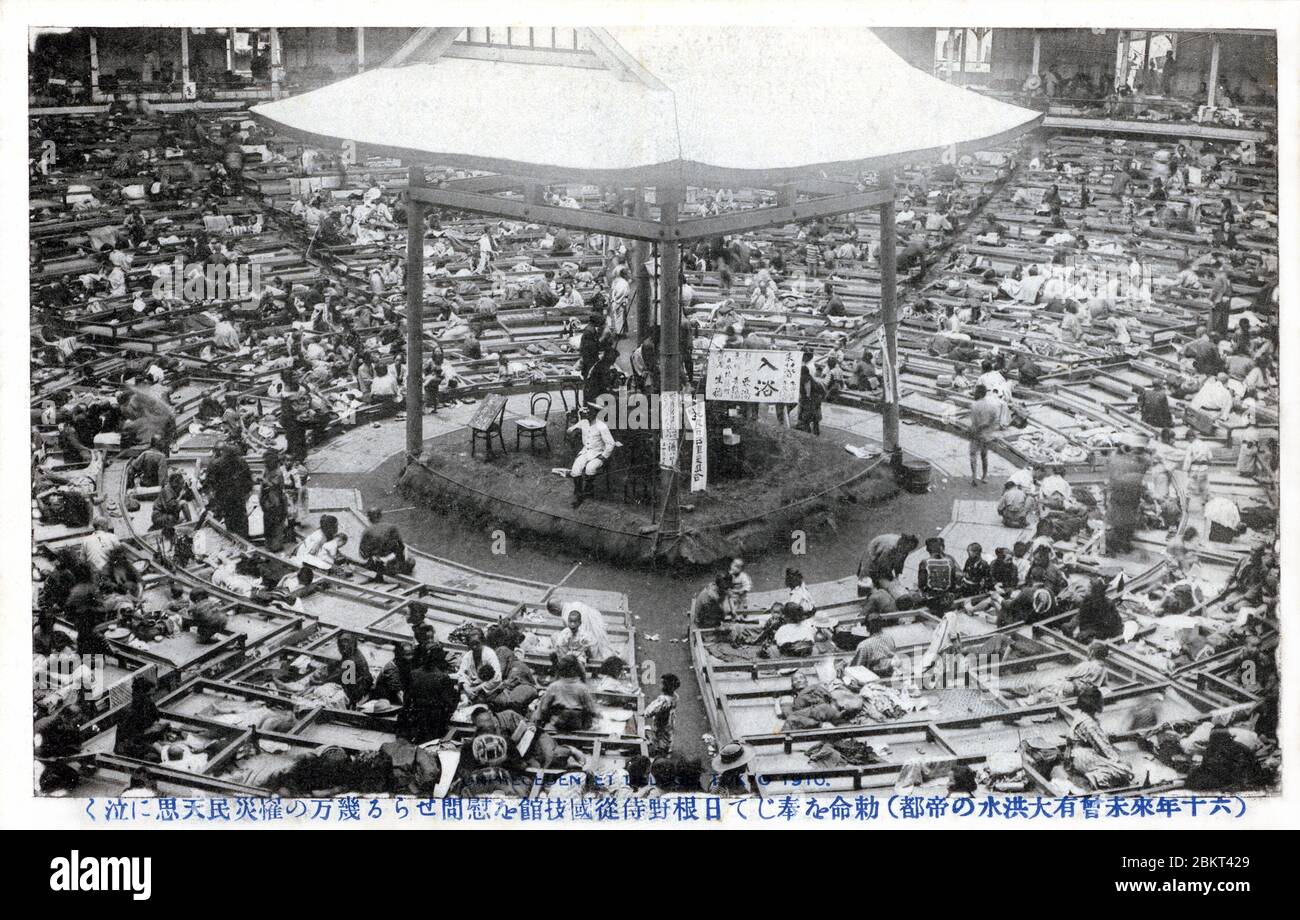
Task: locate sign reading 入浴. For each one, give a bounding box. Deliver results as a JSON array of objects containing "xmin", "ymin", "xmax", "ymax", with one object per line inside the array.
[{"xmin": 705, "ymin": 349, "xmax": 800, "ymax": 404}]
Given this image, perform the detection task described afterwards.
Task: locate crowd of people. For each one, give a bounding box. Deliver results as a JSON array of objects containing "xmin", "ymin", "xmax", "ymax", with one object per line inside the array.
[{"xmin": 28, "ymin": 50, "xmax": 1279, "ymax": 803}]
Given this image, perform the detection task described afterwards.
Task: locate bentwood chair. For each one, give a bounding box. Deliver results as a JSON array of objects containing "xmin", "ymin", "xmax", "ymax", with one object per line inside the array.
[{"xmin": 514, "ymin": 392, "xmax": 552, "ymax": 453}]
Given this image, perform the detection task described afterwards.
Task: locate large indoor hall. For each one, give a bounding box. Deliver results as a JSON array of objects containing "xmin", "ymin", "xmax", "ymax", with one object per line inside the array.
[{"xmin": 28, "ymin": 24, "xmax": 1280, "ymax": 807}]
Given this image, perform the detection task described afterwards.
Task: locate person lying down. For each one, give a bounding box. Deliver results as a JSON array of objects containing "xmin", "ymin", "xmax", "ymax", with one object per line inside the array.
[
  {"xmin": 779, "ymin": 668, "xmax": 917, "ymax": 730},
  {"xmin": 999, "ymin": 640, "xmax": 1110, "ymax": 705}
]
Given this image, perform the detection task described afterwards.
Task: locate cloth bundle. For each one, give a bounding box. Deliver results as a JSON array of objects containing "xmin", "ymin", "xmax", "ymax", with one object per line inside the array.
[{"xmin": 807, "ymin": 738, "xmax": 881, "ymax": 767}]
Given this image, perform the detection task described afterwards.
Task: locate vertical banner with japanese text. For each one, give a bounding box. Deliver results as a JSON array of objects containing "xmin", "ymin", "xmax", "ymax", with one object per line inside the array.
[
  {"xmin": 659, "ymin": 390, "xmax": 681, "ymax": 469},
  {"xmin": 687, "ymin": 398, "xmax": 707, "ymax": 492}
]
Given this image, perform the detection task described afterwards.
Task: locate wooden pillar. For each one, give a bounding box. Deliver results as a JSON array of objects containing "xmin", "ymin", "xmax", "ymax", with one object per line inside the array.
[
  {"xmin": 878, "ymin": 172, "xmax": 901, "ymax": 463},
  {"xmin": 656, "ymin": 185, "xmax": 683, "ymax": 534},
  {"xmin": 1031, "ymin": 30, "xmax": 1041, "ymax": 76},
  {"xmin": 269, "ymin": 28, "xmax": 282, "ymax": 99},
  {"xmin": 1207, "ymin": 34, "xmax": 1221, "ymax": 106},
  {"xmin": 1116, "ymin": 31, "xmax": 1128, "ymax": 89},
  {"xmin": 180, "ymin": 28, "xmax": 190, "ymax": 86},
  {"xmin": 88, "ymin": 33, "xmax": 100, "ymax": 100},
  {"xmin": 632, "ymin": 190, "xmax": 652, "ymax": 342},
  {"xmin": 357, "ymin": 27, "xmax": 366, "ymax": 73},
  {"xmin": 405, "ymin": 167, "xmax": 426, "ymax": 459}
]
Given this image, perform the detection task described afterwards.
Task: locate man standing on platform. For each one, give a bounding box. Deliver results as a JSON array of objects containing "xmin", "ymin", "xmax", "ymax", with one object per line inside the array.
[
  {"xmin": 968, "ymin": 384, "xmax": 1001, "ymax": 486},
  {"xmin": 476, "ymin": 225, "xmax": 496, "ymax": 274},
  {"xmin": 608, "ymin": 266, "xmax": 631, "ymax": 339},
  {"xmin": 204, "ymin": 442, "xmax": 254, "ymax": 537},
  {"xmin": 1208, "ymin": 260, "xmax": 1233, "ymax": 336},
  {"xmin": 1104, "ymin": 438, "xmax": 1147, "ymax": 555},
  {"xmin": 579, "ymin": 311, "xmax": 606, "ymax": 384}
]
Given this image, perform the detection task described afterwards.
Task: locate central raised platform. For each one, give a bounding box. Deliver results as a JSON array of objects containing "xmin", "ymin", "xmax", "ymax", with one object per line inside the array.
[{"xmin": 397, "ymin": 412, "xmax": 902, "ymax": 567}]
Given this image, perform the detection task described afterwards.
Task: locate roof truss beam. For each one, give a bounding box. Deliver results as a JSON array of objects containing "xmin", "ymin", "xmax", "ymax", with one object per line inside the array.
[
  {"xmin": 411, "ymin": 182, "xmax": 894, "ymax": 243},
  {"xmin": 674, "ymin": 188, "xmax": 895, "ymax": 241},
  {"xmin": 383, "ymin": 27, "xmax": 463, "ymax": 68},
  {"xmin": 410, "ymin": 185, "xmax": 670, "ymax": 242},
  {"xmin": 583, "ymin": 27, "xmax": 670, "ymax": 89},
  {"xmin": 439, "ymin": 44, "xmax": 607, "ymax": 70},
  {"xmin": 441, "ymin": 174, "xmax": 529, "ymax": 194}
]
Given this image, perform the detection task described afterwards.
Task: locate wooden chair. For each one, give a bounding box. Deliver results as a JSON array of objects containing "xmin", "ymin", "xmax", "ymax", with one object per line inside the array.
[
  {"xmin": 514, "ymin": 392, "xmax": 552, "ymax": 453},
  {"xmin": 470, "ymin": 396, "xmax": 509, "ymax": 459},
  {"xmin": 591, "ymin": 439, "xmax": 627, "ymax": 496}
]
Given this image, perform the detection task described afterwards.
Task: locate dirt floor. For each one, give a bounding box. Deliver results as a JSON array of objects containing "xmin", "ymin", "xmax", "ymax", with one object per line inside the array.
[
  {"xmin": 409, "ymin": 413, "xmax": 900, "ymax": 558},
  {"xmin": 311, "ymin": 418, "xmax": 970, "ymax": 763}
]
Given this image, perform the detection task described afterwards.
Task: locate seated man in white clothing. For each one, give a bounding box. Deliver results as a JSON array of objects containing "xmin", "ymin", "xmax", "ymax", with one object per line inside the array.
[
  {"xmin": 567, "ymin": 404, "xmax": 615, "ymax": 508},
  {"xmin": 1189, "ymin": 372, "xmax": 1236, "ymax": 423}
]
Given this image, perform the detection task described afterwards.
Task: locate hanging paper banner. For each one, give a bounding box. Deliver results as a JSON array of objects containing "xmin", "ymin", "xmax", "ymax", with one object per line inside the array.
[
  {"xmin": 659, "ymin": 391, "xmax": 681, "ymax": 468},
  {"xmin": 877, "ymin": 327, "xmax": 898, "ymax": 404},
  {"xmin": 706, "ymin": 349, "xmax": 800, "ymax": 403},
  {"xmin": 687, "ymin": 398, "xmax": 708, "ymax": 492}
]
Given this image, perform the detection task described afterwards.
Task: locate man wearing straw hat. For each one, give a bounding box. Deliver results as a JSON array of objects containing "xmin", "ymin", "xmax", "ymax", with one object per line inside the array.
[{"xmin": 705, "ymin": 741, "xmax": 756, "ymax": 796}]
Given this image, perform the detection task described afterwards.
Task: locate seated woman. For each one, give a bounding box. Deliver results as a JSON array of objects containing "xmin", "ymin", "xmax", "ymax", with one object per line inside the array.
[
  {"xmin": 1066, "ymin": 579, "xmax": 1124, "ymax": 644},
  {"xmin": 772, "ymin": 605, "xmax": 819, "ymax": 657},
  {"xmin": 294, "ymin": 514, "xmax": 347, "ymax": 569},
  {"xmin": 369, "ymin": 642, "xmax": 414, "ymax": 706},
  {"xmin": 592, "ymin": 656, "xmax": 638, "ymax": 695},
  {"xmin": 34, "ymin": 633, "xmax": 100, "ymax": 713},
  {"xmin": 479, "ymin": 655, "xmax": 540, "ymax": 715},
  {"xmin": 1184, "ymin": 727, "xmax": 1270, "ymax": 791},
  {"xmin": 114, "ymin": 676, "xmax": 167, "ymax": 762},
  {"xmin": 150, "ymin": 471, "xmax": 192, "ymax": 532},
  {"xmin": 36, "ymin": 704, "xmax": 88, "ymax": 794},
  {"xmin": 455, "ymin": 628, "xmax": 501, "ymax": 696},
  {"xmin": 1165, "ymin": 529, "xmax": 1202, "ymax": 581},
  {"xmin": 536, "ymin": 655, "xmax": 600, "ymax": 733},
  {"xmin": 309, "ymin": 634, "xmax": 374, "ymax": 709},
  {"xmin": 1066, "ymin": 686, "xmax": 1134, "ymax": 790},
  {"xmin": 850, "ymin": 614, "xmax": 898, "ymax": 676},
  {"xmin": 98, "ymin": 545, "xmax": 144, "ymax": 610},
  {"xmin": 455, "ymin": 729, "xmax": 528, "ymax": 798},
  {"xmin": 464, "ymin": 704, "xmax": 582, "ymax": 772}
]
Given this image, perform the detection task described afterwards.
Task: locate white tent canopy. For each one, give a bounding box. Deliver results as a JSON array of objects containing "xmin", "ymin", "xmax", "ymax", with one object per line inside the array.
[{"xmin": 252, "ymin": 27, "xmax": 1042, "ymax": 186}]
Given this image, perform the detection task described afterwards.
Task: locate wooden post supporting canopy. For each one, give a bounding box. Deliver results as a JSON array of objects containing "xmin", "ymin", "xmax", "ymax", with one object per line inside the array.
[
  {"xmin": 878, "ymin": 171, "xmax": 901, "ymax": 464},
  {"xmin": 406, "ymin": 166, "xmax": 426, "ymax": 459},
  {"xmin": 632, "ymin": 190, "xmax": 652, "ymax": 342},
  {"xmin": 88, "ymin": 33, "xmax": 100, "ymax": 101},
  {"xmin": 405, "ymin": 176, "xmax": 899, "ymax": 506},
  {"xmin": 269, "ymin": 28, "xmax": 282, "ymax": 99},
  {"xmin": 1207, "ymin": 35, "xmax": 1221, "ymax": 107},
  {"xmin": 656, "ymin": 185, "xmax": 683, "ymax": 535}
]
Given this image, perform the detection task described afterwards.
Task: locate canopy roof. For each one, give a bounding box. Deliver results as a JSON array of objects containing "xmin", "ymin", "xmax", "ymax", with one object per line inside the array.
[{"xmin": 252, "ymin": 27, "xmax": 1042, "ymax": 187}]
